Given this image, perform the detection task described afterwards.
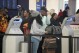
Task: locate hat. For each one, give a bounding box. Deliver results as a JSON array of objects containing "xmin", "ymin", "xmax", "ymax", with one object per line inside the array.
[
  {"xmin": 40, "ymin": 6, "xmax": 47, "ymax": 12},
  {"xmin": 31, "ymin": 11, "xmax": 40, "ymax": 17}
]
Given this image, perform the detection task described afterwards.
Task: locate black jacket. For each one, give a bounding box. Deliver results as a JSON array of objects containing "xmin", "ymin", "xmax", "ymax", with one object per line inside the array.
[
  {"xmin": 20, "ymin": 17, "xmax": 29, "ymax": 33},
  {"xmin": 50, "ymin": 18, "xmax": 60, "ymax": 26}
]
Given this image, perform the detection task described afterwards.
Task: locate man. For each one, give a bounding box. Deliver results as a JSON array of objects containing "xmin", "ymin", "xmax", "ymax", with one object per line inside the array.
[
  {"xmin": 40, "ymin": 6, "xmax": 50, "ymax": 30},
  {"xmin": 37, "ymin": 6, "xmax": 50, "ymax": 53}
]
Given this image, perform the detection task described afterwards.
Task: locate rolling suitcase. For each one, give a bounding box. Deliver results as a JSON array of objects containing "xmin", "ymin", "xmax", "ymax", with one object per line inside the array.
[{"xmin": 42, "ymin": 37, "xmax": 57, "ymax": 53}]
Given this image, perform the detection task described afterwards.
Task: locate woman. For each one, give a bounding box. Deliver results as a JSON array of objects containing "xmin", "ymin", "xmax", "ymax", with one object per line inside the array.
[
  {"xmin": 50, "ymin": 13, "xmax": 60, "ymax": 26},
  {"xmin": 20, "ymin": 10, "xmax": 30, "ymax": 33},
  {"xmin": 30, "ymin": 11, "xmax": 47, "ymax": 53},
  {"xmin": 50, "ymin": 13, "xmax": 61, "ymax": 53}
]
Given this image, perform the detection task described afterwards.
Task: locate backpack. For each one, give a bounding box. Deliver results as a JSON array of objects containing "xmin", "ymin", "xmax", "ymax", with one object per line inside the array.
[{"xmin": 45, "ymin": 25, "xmax": 62, "ymax": 35}]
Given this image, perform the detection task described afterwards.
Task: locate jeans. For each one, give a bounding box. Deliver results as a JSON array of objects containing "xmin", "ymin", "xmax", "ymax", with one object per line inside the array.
[
  {"xmin": 37, "ymin": 37, "xmax": 45, "ymax": 53},
  {"xmin": 31, "ymin": 37, "xmax": 40, "ymax": 53}
]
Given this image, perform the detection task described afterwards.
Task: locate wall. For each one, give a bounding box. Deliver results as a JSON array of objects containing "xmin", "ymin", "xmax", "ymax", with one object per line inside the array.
[
  {"xmin": 29, "ymin": 0, "xmax": 64, "ymax": 13},
  {"xmin": 76, "ymin": 0, "xmax": 79, "ymax": 11},
  {"xmin": 46, "ymin": 0, "xmax": 59, "ymax": 13},
  {"xmin": 59, "ymin": 0, "xmax": 64, "ymax": 11},
  {"xmin": 29, "ymin": 0, "xmax": 36, "ymax": 10}
]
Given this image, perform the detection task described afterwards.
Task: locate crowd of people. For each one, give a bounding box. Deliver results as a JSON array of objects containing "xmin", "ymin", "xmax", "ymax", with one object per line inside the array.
[{"xmin": 0, "ymin": 5, "xmax": 79, "ymax": 53}]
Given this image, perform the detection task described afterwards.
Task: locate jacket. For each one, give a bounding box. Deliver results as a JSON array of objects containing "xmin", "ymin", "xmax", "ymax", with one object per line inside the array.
[{"xmin": 30, "ymin": 19, "xmax": 45, "ymax": 41}]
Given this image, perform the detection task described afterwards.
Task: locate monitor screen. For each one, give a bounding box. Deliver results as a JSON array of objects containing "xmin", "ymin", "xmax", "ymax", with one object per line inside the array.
[
  {"xmin": 14, "ymin": 19, "xmax": 20, "ymax": 21},
  {"xmin": 7, "ymin": 0, "xmax": 17, "ymax": 9},
  {"xmin": 0, "ymin": 0, "xmax": 17, "ymax": 9}
]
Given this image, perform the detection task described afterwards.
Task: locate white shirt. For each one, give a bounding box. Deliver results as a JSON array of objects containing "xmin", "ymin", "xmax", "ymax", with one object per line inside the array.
[
  {"xmin": 41, "ymin": 16, "xmax": 50, "ymax": 30},
  {"xmin": 30, "ymin": 19, "xmax": 45, "ymax": 40}
]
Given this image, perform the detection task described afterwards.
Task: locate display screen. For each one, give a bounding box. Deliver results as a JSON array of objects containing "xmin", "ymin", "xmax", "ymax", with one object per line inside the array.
[
  {"xmin": 7, "ymin": 0, "xmax": 17, "ymax": 9},
  {"xmin": 14, "ymin": 19, "xmax": 20, "ymax": 21},
  {"xmin": 0, "ymin": 0, "xmax": 17, "ymax": 9}
]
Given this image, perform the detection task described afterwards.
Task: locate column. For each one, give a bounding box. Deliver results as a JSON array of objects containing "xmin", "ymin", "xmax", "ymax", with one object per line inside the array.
[{"xmin": 68, "ymin": 0, "xmax": 76, "ymax": 16}]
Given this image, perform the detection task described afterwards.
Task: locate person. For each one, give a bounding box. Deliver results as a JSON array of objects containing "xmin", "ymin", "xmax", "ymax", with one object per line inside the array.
[
  {"xmin": 17, "ymin": 5, "xmax": 24, "ymax": 17},
  {"xmin": 50, "ymin": 13, "xmax": 61, "ymax": 53},
  {"xmin": 58, "ymin": 9, "xmax": 63, "ymax": 17},
  {"xmin": 73, "ymin": 9, "xmax": 79, "ymax": 23},
  {"xmin": 20, "ymin": 10, "xmax": 30, "ymax": 33},
  {"xmin": 65, "ymin": 9, "xmax": 79, "ymax": 25},
  {"xmin": 37, "ymin": 6, "xmax": 50, "ymax": 53},
  {"xmin": 61, "ymin": 6, "xmax": 70, "ymax": 23},
  {"xmin": 50, "ymin": 13, "xmax": 60, "ymax": 26},
  {"xmin": 49, "ymin": 9, "xmax": 55, "ymax": 15},
  {"xmin": 40, "ymin": 6, "xmax": 50, "ymax": 27},
  {"xmin": 47, "ymin": 9, "xmax": 55, "ymax": 19},
  {"xmin": 0, "ymin": 9, "xmax": 8, "ymax": 53},
  {"xmin": 30, "ymin": 11, "xmax": 47, "ymax": 53}
]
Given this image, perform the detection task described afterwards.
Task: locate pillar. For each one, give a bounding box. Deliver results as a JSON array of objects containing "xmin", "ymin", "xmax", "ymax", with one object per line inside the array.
[{"xmin": 68, "ymin": 0, "xmax": 76, "ymax": 16}]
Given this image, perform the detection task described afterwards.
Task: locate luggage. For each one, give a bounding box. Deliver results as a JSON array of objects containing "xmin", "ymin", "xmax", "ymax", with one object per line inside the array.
[{"xmin": 42, "ymin": 37, "xmax": 57, "ymax": 53}]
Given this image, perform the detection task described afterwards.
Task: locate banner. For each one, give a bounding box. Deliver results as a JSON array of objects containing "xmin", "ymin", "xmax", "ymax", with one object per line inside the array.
[
  {"xmin": 36, "ymin": 0, "xmax": 42, "ymax": 11},
  {"xmin": 36, "ymin": 0, "xmax": 46, "ymax": 11}
]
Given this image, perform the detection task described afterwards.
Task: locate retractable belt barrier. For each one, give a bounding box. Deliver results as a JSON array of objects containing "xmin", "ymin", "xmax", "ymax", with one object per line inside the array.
[{"xmin": 1, "ymin": 34, "xmax": 79, "ymax": 53}]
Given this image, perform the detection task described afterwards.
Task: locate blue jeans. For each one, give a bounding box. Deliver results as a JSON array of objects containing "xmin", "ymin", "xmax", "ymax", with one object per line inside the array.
[{"xmin": 31, "ymin": 37, "xmax": 40, "ymax": 53}]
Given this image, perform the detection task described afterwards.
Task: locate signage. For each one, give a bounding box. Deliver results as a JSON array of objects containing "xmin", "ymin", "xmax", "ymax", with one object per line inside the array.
[{"xmin": 36, "ymin": 0, "xmax": 42, "ymax": 11}]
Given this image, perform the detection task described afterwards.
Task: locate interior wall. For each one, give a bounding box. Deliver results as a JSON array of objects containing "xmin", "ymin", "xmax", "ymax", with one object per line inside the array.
[
  {"xmin": 46, "ymin": 0, "xmax": 59, "ymax": 13},
  {"xmin": 29, "ymin": 0, "xmax": 65, "ymax": 13},
  {"xmin": 76, "ymin": 0, "xmax": 79, "ymax": 11},
  {"xmin": 29, "ymin": 0, "xmax": 36, "ymax": 10},
  {"xmin": 59, "ymin": 0, "xmax": 64, "ymax": 11}
]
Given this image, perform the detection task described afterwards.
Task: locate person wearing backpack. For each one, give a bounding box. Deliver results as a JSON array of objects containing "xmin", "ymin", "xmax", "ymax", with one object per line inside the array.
[{"xmin": 49, "ymin": 13, "xmax": 61, "ymax": 53}]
